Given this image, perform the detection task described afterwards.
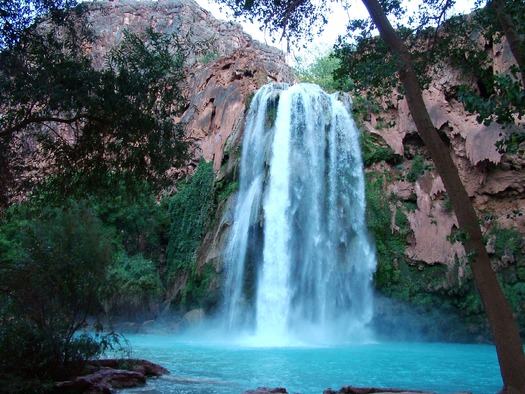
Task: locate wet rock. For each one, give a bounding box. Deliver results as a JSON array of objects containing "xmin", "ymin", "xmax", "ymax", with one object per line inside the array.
[
  {"xmin": 87, "ymin": 359, "xmax": 170, "ymax": 376},
  {"xmin": 183, "ymin": 308, "xmax": 206, "ymax": 326},
  {"xmin": 141, "ymin": 319, "xmax": 156, "ymax": 332},
  {"xmin": 323, "ymin": 386, "xmax": 435, "ymax": 394},
  {"xmin": 243, "ymin": 388, "xmax": 289, "ymax": 394},
  {"xmin": 55, "ymin": 369, "xmax": 146, "ymax": 393},
  {"xmin": 56, "ymin": 359, "xmax": 169, "ymax": 393},
  {"xmin": 119, "ymin": 321, "xmax": 139, "ymax": 333}
]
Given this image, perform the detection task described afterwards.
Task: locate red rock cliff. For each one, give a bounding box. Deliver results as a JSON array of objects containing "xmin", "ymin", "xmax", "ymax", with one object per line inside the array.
[{"xmin": 85, "ymin": 0, "xmax": 294, "ymax": 174}]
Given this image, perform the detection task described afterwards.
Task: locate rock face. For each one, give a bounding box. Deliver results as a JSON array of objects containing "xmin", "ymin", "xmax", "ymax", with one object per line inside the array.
[
  {"xmin": 365, "ymin": 35, "xmax": 525, "ymax": 275},
  {"xmin": 85, "ymin": 0, "xmax": 294, "ymax": 174}
]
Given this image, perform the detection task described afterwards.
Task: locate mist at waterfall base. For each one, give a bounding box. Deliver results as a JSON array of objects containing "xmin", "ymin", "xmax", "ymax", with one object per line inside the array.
[{"xmin": 118, "ymin": 83, "xmax": 504, "ymax": 393}]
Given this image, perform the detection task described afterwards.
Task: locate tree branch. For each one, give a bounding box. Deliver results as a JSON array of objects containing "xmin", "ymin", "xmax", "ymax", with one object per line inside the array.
[{"xmin": 0, "ymin": 114, "xmax": 107, "ymax": 139}]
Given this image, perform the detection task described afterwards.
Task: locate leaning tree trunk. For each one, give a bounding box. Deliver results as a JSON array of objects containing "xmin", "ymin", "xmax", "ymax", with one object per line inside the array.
[
  {"xmin": 361, "ymin": 0, "xmax": 525, "ymax": 392},
  {"xmin": 493, "ymin": 0, "xmax": 525, "ymax": 87}
]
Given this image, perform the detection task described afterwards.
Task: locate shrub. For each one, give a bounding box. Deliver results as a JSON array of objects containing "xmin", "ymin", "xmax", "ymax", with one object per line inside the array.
[
  {"xmin": 104, "ymin": 253, "xmax": 164, "ymax": 318},
  {"xmin": 361, "ymin": 131, "xmax": 401, "ymax": 167},
  {"xmin": 406, "ymin": 154, "xmax": 427, "ymax": 182},
  {"xmin": 0, "ymin": 203, "xmax": 119, "ymax": 385}
]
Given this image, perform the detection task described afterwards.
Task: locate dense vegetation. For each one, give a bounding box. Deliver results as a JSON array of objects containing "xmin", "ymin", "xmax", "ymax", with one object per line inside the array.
[
  {"xmin": 0, "ymin": 0, "xmax": 204, "ymax": 390},
  {"xmin": 0, "ymin": 4, "xmax": 191, "ymax": 206}
]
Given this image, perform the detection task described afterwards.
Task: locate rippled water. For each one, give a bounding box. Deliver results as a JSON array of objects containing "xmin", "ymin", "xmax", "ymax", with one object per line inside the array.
[{"xmin": 118, "ymin": 333, "xmax": 502, "ymax": 394}]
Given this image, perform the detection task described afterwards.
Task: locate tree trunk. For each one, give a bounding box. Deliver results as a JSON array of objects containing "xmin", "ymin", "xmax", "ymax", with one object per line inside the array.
[
  {"xmin": 360, "ymin": 0, "xmax": 525, "ymax": 391},
  {"xmin": 492, "ymin": 0, "xmax": 525, "ymax": 86}
]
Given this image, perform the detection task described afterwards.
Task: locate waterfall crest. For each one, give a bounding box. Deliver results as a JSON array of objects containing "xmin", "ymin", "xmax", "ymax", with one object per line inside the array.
[{"xmin": 222, "ymin": 83, "xmax": 376, "ymax": 345}]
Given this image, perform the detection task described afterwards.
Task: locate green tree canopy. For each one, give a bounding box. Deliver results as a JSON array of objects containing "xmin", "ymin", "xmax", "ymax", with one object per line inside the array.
[
  {"xmin": 293, "ymin": 45, "xmax": 353, "ymax": 92},
  {"xmin": 0, "ymin": 5, "xmax": 192, "ymax": 206},
  {"xmin": 0, "ymin": 0, "xmax": 78, "ymax": 48},
  {"xmin": 332, "ymin": 0, "xmax": 524, "ymax": 151},
  {"xmin": 0, "ymin": 203, "xmax": 121, "ymax": 387}
]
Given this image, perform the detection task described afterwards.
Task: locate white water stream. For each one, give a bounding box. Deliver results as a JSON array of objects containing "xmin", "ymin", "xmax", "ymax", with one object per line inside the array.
[{"xmin": 222, "ymin": 83, "xmax": 376, "ymax": 345}]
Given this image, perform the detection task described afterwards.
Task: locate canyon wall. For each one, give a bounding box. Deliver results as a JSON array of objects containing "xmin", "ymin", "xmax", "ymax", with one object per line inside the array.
[
  {"xmin": 85, "ymin": 0, "xmax": 294, "ymax": 175},
  {"xmin": 83, "ymin": 1, "xmax": 524, "ymax": 340},
  {"xmin": 363, "ymin": 36, "xmax": 524, "ymax": 276}
]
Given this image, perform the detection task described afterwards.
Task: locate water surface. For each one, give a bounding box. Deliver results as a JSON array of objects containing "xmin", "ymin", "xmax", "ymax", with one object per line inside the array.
[{"xmin": 119, "ymin": 333, "xmax": 502, "ymax": 394}]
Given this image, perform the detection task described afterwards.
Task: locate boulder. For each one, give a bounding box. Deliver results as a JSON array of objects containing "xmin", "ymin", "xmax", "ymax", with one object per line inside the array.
[
  {"xmin": 323, "ymin": 386, "xmax": 435, "ymax": 394},
  {"xmin": 87, "ymin": 359, "xmax": 170, "ymax": 376},
  {"xmin": 55, "ymin": 369, "xmax": 146, "ymax": 393},
  {"xmin": 55, "ymin": 359, "xmax": 170, "ymax": 393},
  {"xmin": 183, "ymin": 308, "xmax": 206, "ymax": 326},
  {"xmin": 243, "ymin": 388, "xmax": 289, "ymax": 394}
]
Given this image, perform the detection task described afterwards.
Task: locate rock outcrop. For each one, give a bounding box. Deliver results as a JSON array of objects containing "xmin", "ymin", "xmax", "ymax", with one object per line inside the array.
[
  {"xmin": 365, "ymin": 34, "xmax": 524, "ymax": 275},
  {"xmin": 54, "ymin": 359, "xmax": 169, "ymax": 393},
  {"xmin": 85, "ymin": 0, "xmax": 294, "ymax": 174},
  {"xmin": 243, "ymin": 388, "xmax": 289, "ymax": 394}
]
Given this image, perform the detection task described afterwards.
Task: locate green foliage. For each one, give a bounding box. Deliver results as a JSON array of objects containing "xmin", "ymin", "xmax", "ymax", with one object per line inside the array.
[
  {"xmin": 406, "ymin": 154, "xmax": 428, "ymax": 183},
  {"xmin": 443, "ymin": 3, "xmax": 525, "ymax": 153},
  {"xmin": 245, "ymin": 92, "xmax": 255, "ymax": 110},
  {"xmin": 459, "ymin": 66, "xmax": 525, "ymax": 127},
  {"xmin": 87, "ymin": 182, "xmax": 170, "ymax": 261},
  {"xmin": 351, "ymin": 94, "xmax": 383, "ymax": 123},
  {"xmin": 490, "ymin": 226, "xmax": 523, "ymax": 257},
  {"xmin": 0, "ymin": 13, "xmax": 192, "ymax": 205},
  {"xmin": 104, "ymin": 253, "xmax": 163, "ymax": 317},
  {"xmin": 365, "ymin": 173, "xmax": 409, "ymax": 291},
  {"xmin": 447, "ymin": 227, "xmax": 471, "ymax": 245},
  {"xmin": 167, "ymin": 161, "xmax": 215, "ymax": 273},
  {"xmin": 213, "ymin": 0, "xmax": 334, "ymax": 46},
  {"xmin": 294, "ymin": 48, "xmax": 353, "ymax": 92},
  {"xmin": 165, "ymin": 158, "xmax": 242, "ymax": 311},
  {"xmin": 0, "ymin": 202, "xmax": 124, "ymax": 386},
  {"xmin": 334, "ymin": 37, "xmax": 400, "ymax": 99},
  {"xmin": 0, "ymin": 0, "xmax": 79, "ymax": 49},
  {"xmin": 442, "ymin": 195, "xmax": 453, "ymax": 215},
  {"xmin": 217, "ymin": 181, "xmax": 240, "ymax": 203},
  {"xmin": 181, "ymin": 263, "xmax": 222, "ymax": 311},
  {"xmin": 360, "ymin": 130, "xmax": 401, "ymax": 167},
  {"xmin": 198, "ymin": 50, "xmax": 221, "ymax": 63}
]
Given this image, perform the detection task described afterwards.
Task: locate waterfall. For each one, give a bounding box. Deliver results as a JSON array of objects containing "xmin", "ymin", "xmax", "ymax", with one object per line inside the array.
[{"xmin": 222, "ymin": 83, "xmax": 376, "ymax": 345}]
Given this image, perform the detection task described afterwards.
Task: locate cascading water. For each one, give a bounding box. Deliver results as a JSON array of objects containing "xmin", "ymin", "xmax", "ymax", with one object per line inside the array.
[{"xmin": 222, "ymin": 83, "xmax": 376, "ymax": 345}]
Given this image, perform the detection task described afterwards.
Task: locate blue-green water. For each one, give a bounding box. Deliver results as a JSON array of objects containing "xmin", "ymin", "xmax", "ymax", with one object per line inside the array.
[{"xmin": 118, "ymin": 334, "xmax": 502, "ymax": 394}]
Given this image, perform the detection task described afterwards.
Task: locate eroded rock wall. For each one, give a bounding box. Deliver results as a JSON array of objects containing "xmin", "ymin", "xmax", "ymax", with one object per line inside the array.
[{"xmin": 364, "ymin": 36, "xmax": 524, "ymax": 277}]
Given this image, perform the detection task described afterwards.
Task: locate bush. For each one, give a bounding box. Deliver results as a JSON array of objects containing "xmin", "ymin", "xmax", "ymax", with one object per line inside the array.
[
  {"xmin": 406, "ymin": 154, "xmax": 427, "ymax": 182},
  {"xmin": 104, "ymin": 253, "xmax": 164, "ymax": 318},
  {"xmin": 491, "ymin": 227, "xmax": 523, "ymax": 257},
  {"xmin": 0, "ymin": 203, "xmax": 117, "ymax": 385},
  {"xmin": 166, "ymin": 161, "xmax": 216, "ymax": 310},
  {"xmin": 294, "ymin": 48, "xmax": 353, "ymax": 92},
  {"xmin": 167, "ymin": 161, "xmax": 215, "ymax": 271}
]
